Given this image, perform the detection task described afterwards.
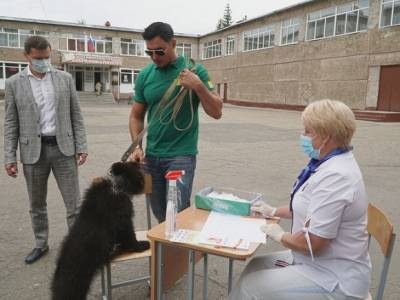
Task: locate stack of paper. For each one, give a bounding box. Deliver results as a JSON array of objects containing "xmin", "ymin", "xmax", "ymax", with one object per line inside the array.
[{"xmin": 169, "ymin": 212, "xmax": 266, "ymax": 250}]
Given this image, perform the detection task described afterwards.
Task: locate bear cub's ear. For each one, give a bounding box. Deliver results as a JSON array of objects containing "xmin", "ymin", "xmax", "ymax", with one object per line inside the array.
[{"xmin": 110, "ymin": 162, "xmax": 126, "ymax": 176}]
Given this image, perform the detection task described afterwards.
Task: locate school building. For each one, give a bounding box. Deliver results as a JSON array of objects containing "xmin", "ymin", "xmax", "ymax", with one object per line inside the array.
[{"xmin": 1, "ymin": 0, "xmax": 400, "ymax": 121}]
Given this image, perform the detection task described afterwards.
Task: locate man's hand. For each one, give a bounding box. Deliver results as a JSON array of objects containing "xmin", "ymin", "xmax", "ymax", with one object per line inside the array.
[
  {"xmin": 179, "ymin": 69, "xmax": 202, "ymax": 92},
  {"xmin": 251, "ymin": 201, "xmax": 277, "ymax": 218},
  {"xmin": 260, "ymin": 223, "xmax": 285, "ymax": 243},
  {"xmin": 76, "ymin": 153, "xmax": 88, "ymax": 166},
  {"xmin": 5, "ymin": 163, "xmax": 18, "ymax": 178},
  {"xmin": 129, "ymin": 147, "xmax": 144, "ymax": 163}
]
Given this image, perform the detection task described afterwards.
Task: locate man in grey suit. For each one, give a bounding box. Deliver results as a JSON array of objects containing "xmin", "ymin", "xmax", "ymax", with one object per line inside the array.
[{"xmin": 3, "ymin": 36, "xmax": 88, "ymax": 264}]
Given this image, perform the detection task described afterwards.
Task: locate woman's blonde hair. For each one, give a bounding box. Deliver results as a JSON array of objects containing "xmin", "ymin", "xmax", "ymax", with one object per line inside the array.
[{"xmin": 301, "ymin": 99, "xmax": 356, "ymax": 148}]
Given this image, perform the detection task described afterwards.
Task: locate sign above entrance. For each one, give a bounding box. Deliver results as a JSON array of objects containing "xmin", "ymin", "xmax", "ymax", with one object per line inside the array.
[{"xmin": 62, "ymin": 52, "xmax": 122, "ymax": 66}]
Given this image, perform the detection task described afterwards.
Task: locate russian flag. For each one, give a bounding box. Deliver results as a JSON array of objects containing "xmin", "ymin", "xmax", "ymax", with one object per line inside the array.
[{"xmin": 88, "ymin": 34, "xmax": 95, "ymax": 52}]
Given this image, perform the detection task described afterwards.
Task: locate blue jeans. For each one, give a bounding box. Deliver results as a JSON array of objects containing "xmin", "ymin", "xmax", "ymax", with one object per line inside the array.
[{"xmin": 144, "ymin": 155, "xmax": 197, "ymax": 223}]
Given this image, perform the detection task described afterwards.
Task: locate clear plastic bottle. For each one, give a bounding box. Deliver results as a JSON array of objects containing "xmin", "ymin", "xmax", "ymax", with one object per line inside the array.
[{"xmin": 165, "ymin": 170, "xmax": 185, "ymax": 239}]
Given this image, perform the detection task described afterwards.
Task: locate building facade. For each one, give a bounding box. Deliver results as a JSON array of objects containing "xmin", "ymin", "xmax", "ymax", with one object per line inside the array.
[
  {"xmin": 200, "ymin": 0, "xmax": 400, "ymax": 113},
  {"xmin": 0, "ymin": 17, "xmax": 198, "ymax": 99},
  {"xmin": 1, "ymin": 0, "xmax": 400, "ymax": 114}
]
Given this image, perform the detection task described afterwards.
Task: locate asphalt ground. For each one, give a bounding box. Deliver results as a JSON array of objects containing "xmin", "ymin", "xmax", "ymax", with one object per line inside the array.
[{"xmin": 0, "ymin": 98, "xmax": 399, "ymax": 299}]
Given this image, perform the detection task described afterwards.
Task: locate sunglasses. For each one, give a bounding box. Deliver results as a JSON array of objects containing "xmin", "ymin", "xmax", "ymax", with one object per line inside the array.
[{"xmin": 145, "ymin": 49, "xmax": 166, "ymax": 56}]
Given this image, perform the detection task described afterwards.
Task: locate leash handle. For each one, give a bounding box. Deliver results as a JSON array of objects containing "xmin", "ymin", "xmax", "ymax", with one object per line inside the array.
[{"xmin": 120, "ymin": 125, "xmax": 147, "ymax": 162}]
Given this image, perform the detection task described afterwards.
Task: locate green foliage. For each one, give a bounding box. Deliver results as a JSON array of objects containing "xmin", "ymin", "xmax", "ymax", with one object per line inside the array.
[{"xmin": 216, "ymin": 3, "xmax": 233, "ymax": 30}]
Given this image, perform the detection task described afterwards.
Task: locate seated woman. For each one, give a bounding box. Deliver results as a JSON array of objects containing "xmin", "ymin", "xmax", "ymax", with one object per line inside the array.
[{"xmin": 229, "ymin": 100, "xmax": 371, "ymax": 300}]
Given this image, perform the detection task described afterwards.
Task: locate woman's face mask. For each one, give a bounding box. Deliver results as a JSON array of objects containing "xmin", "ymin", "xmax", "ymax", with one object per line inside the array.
[
  {"xmin": 30, "ymin": 58, "xmax": 51, "ymax": 73},
  {"xmin": 300, "ymin": 134, "xmax": 320, "ymax": 159}
]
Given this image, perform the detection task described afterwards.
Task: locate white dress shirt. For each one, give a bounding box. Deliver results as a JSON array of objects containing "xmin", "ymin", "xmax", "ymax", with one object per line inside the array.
[
  {"xmin": 291, "ymin": 151, "xmax": 371, "ymax": 299},
  {"xmin": 27, "ymin": 66, "xmax": 56, "ymax": 136}
]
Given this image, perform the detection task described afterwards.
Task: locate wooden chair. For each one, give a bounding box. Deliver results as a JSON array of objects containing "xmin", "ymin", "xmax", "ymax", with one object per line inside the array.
[
  {"xmin": 366, "ymin": 203, "xmax": 396, "ymax": 300},
  {"xmin": 100, "ymin": 173, "xmax": 153, "ymax": 300}
]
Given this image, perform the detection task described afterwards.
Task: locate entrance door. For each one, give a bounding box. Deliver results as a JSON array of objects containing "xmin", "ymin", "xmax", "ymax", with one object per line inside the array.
[
  {"xmin": 378, "ymin": 65, "xmax": 400, "ymax": 112},
  {"xmin": 75, "ymin": 71, "xmax": 83, "ymax": 91},
  {"xmin": 94, "ymin": 72, "xmax": 101, "ymax": 91}
]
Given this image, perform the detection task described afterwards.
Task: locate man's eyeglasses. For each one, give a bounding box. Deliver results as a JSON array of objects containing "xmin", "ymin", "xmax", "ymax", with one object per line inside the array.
[{"xmin": 145, "ymin": 49, "xmax": 166, "ymax": 57}]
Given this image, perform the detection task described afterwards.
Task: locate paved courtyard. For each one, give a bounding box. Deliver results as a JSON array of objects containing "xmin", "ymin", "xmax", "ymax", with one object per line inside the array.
[{"xmin": 0, "ymin": 98, "xmax": 399, "ymax": 299}]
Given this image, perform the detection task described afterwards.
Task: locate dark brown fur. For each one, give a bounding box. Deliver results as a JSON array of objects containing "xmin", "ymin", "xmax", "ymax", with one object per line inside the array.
[{"xmin": 51, "ymin": 162, "xmax": 150, "ymax": 300}]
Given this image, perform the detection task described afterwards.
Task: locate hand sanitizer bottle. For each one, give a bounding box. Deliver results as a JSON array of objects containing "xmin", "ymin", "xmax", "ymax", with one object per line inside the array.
[{"xmin": 165, "ymin": 170, "xmax": 185, "ymax": 239}]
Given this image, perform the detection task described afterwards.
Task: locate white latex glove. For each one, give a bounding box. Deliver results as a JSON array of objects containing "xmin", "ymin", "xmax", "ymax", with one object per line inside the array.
[
  {"xmin": 260, "ymin": 223, "xmax": 285, "ymax": 243},
  {"xmin": 251, "ymin": 201, "xmax": 277, "ymax": 217}
]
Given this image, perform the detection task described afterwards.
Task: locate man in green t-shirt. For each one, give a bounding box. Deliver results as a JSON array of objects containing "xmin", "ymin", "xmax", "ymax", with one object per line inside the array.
[{"xmin": 129, "ymin": 22, "xmax": 222, "ymax": 222}]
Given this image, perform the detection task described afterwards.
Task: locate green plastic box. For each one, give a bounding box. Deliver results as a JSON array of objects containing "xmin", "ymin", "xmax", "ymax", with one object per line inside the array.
[{"xmin": 195, "ymin": 187, "xmax": 262, "ymax": 216}]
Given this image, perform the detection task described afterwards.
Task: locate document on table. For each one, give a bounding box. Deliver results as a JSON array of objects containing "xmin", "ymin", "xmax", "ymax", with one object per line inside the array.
[{"xmin": 199, "ymin": 211, "xmax": 266, "ymax": 244}]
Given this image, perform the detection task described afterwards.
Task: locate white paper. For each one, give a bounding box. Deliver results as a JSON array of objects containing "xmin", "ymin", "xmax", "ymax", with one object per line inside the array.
[
  {"xmin": 199, "ymin": 211, "xmax": 266, "ymax": 244},
  {"xmin": 198, "ymin": 235, "xmax": 250, "ymax": 250},
  {"xmin": 169, "ymin": 229, "xmax": 201, "ymax": 244}
]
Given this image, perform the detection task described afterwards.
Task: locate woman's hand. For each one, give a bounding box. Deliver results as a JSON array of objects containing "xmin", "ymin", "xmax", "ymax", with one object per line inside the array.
[
  {"xmin": 260, "ymin": 223, "xmax": 285, "ymax": 243},
  {"xmin": 251, "ymin": 201, "xmax": 277, "ymax": 217}
]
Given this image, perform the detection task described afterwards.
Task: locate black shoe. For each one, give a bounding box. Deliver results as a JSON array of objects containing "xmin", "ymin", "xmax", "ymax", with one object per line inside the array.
[{"xmin": 25, "ymin": 246, "xmax": 49, "ymax": 264}]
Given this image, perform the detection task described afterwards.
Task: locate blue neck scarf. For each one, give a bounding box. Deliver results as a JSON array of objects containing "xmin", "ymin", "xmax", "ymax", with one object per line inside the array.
[{"xmin": 289, "ymin": 148, "xmax": 350, "ymax": 212}]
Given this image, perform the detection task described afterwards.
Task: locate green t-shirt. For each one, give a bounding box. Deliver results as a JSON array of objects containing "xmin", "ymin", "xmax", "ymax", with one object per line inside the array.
[{"xmin": 134, "ymin": 56, "xmax": 214, "ymax": 157}]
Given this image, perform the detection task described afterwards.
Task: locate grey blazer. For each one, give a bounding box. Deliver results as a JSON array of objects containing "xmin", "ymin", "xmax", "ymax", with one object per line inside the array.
[{"xmin": 3, "ymin": 68, "xmax": 88, "ymax": 165}]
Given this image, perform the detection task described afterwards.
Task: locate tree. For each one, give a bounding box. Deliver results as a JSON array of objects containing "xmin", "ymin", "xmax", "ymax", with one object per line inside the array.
[{"xmin": 216, "ymin": 3, "xmax": 233, "ymax": 30}]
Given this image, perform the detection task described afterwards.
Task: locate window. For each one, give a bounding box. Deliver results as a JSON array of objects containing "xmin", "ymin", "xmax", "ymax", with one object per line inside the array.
[
  {"xmin": 92, "ymin": 37, "xmax": 112, "ymax": 54},
  {"xmin": 306, "ymin": 7, "xmax": 336, "ymax": 40},
  {"xmin": 306, "ymin": 1, "xmax": 369, "ymax": 40},
  {"xmin": 336, "ymin": 0, "xmax": 369, "ymax": 35},
  {"xmin": 203, "ymin": 39, "xmax": 222, "ymax": 59},
  {"xmin": 243, "ymin": 26, "xmax": 275, "ymax": 51},
  {"xmin": 2, "ymin": 62, "xmax": 27, "ymax": 78},
  {"xmin": 381, "ymin": 0, "xmax": 400, "ymax": 27},
  {"xmin": 281, "ymin": 18, "xmax": 300, "ymax": 45},
  {"xmin": 0, "ymin": 28, "xmax": 49, "ymax": 48},
  {"xmin": 225, "ymin": 36, "xmax": 235, "ymax": 55},
  {"xmin": 120, "ymin": 69, "xmax": 140, "ymax": 85},
  {"xmin": 176, "ymin": 43, "xmax": 192, "ymax": 58},
  {"xmin": 120, "ymin": 38, "xmax": 145, "ymax": 56},
  {"xmin": 65, "ymin": 36, "xmax": 86, "ymax": 52},
  {"xmin": 59, "ymin": 34, "xmax": 112, "ymax": 53},
  {"xmin": 0, "ymin": 28, "xmax": 18, "ymax": 48}
]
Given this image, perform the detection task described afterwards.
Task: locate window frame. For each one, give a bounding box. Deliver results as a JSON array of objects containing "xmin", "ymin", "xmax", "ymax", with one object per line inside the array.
[
  {"xmin": 380, "ymin": 0, "xmax": 400, "ymax": 27},
  {"xmin": 176, "ymin": 43, "xmax": 192, "ymax": 58},
  {"xmin": 306, "ymin": 1, "xmax": 369, "ymax": 41},
  {"xmin": 0, "ymin": 28, "xmax": 48, "ymax": 49},
  {"xmin": 225, "ymin": 36, "xmax": 235, "ymax": 55},
  {"xmin": 202, "ymin": 39, "xmax": 223, "ymax": 59},
  {"xmin": 242, "ymin": 25, "xmax": 275, "ymax": 52},
  {"xmin": 281, "ymin": 18, "xmax": 300, "ymax": 46},
  {"xmin": 120, "ymin": 38, "xmax": 145, "ymax": 57}
]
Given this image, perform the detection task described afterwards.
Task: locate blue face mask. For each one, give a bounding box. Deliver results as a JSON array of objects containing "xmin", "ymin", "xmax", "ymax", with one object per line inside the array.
[
  {"xmin": 300, "ymin": 134, "xmax": 320, "ymax": 159},
  {"xmin": 31, "ymin": 58, "xmax": 51, "ymax": 73}
]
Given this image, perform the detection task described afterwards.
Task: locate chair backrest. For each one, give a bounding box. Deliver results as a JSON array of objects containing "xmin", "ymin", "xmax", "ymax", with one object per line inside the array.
[
  {"xmin": 143, "ymin": 173, "xmax": 152, "ymax": 229},
  {"xmin": 367, "ymin": 203, "xmax": 396, "ymax": 300},
  {"xmin": 144, "ymin": 173, "xmax": 152, "ymax": 194}
]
